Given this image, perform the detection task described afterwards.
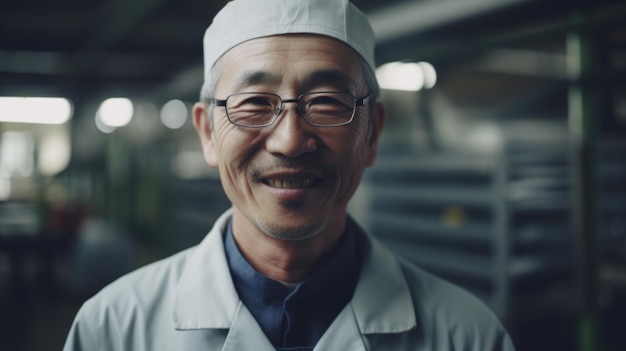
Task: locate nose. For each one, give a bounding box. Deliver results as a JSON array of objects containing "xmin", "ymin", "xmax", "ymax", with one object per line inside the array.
[{"xmin": 265, "ymin": 101, "xmax": 318, "ymax": 158}]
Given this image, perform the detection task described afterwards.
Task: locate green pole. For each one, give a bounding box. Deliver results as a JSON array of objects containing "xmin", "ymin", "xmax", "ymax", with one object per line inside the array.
[{"xmin": 567, "ymin": 28, "xmax": 602, "ymax": 351}]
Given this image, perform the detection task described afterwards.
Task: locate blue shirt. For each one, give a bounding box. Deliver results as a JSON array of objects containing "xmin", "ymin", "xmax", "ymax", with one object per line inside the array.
[{"xmin": 224, "ymin": 220, "xmax": 361, "ymax": 350}]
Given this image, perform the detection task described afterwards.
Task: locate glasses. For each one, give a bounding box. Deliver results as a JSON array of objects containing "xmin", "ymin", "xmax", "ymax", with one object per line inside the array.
[{"xmin": 211, "ymin": 92, "xmax": 370, "ymax": 128}]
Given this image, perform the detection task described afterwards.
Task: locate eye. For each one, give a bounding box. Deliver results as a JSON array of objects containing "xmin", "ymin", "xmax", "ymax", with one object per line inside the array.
[
  {"xmin": 309, "ymin": 95, "xmax": 343, "ymax": 106},
  {"xmin": 305, "ymin": 94, "xmax": 352, "ymax": 112},
  {"xmin": 239, "ymin": 95, "xmax": 273, "ymax": 107}
]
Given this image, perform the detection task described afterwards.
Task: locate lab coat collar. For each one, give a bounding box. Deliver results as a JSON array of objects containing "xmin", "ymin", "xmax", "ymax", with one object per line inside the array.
[
  {"xmin": 173, "ymin": 209, "xmax": 239, "ymax": 329},
  {"xmin": 221, "ymin": 300, "xmax": 367, "ymax": 351},
  {"xmin": 221, "ymin": 303, "xmax": 276, "ymax": 350},
  {"xmin": 350, "ymin": 220, "xmax": 417, "ymax": 334},
  {"xmin": 172, "ymin": 209, "xmax": 416, "ymax": 335}
]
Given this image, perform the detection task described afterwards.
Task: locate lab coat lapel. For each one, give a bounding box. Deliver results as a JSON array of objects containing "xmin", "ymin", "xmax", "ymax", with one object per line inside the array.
[
  {"xmin": 313, "ymin": 304, "xmax": 367, "ymax": 351},
  {"xmin": 219, "ymin": 301, "xmax": 367, "ymax": 351},
  {"xmin": 351, "ymin": 225, "xmax": 417, "ymax": 334},
  {"xmin": 221, "ymin": 302, "xmax": 276, "ymax": 351},
  {"xmin": 173, "ymin": 209, "xmax": 239, "ymax": 330}
]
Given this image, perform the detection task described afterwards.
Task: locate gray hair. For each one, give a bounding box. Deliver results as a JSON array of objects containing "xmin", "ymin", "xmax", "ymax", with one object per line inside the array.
[{"xmin": 199, "ymin": 59, "xmax": 222, "ymax": 105}]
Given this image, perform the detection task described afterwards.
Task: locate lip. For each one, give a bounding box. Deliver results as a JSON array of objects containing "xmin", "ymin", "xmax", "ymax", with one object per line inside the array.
[
  {"xmin": 257, "ymin": 170, "xmax": 325, "ymax": 202},
  {"xmin": 264, "ymin": 178, "xmax": 317, "ymax": 189},
  {"xmin": 259, "ymin": 170, "xmax": 324, "ymax": 188}
]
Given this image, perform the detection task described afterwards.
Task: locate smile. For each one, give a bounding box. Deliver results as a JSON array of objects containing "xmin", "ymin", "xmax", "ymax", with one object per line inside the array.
[{"xmin": 263, "ymin": 178, "xmax": 318, "ymax": 189}]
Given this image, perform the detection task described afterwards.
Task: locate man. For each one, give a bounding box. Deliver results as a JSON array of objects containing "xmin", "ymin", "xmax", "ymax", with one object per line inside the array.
[{"xmin": 64, "ymin": 0, "xmax": 515, "ymax": 350}]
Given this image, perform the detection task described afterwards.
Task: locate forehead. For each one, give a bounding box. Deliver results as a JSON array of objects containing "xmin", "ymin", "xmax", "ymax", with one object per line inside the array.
[{"xmin": 216, "ymin": 34, "xmax": 364, "ymax": 92}]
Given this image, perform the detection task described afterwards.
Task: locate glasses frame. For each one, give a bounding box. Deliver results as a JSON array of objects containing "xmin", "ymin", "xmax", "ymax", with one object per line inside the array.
[{"xmin": 210, "ymin": 91, "xmax": 371, "ymax": 128}]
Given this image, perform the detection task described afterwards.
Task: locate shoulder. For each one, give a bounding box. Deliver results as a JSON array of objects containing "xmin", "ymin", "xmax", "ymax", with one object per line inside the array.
[
  {"xmin": 76, "ymin": 247, "xmax": 195, "ymax": 327},
  {"xmin": 102, "ymin": 247, "xmax": 193, "ymax": 299},
  {"xmin": 355, "ymin": 226, "xmax": 514, "ymax": 350},
  {"xmin": 396, "ymin": 257, "xmax": 514, "ymax": 349},
  {"xmin": 64, "ymin": 247, "xmax": 198, "ymax": 351},
  {"xmin": 398, "ymin": 259, "xmax": 487, "ymax": 316},
  {"xmin": 64, "ymin": 210, "xmax": 236, "ymax": 351}
]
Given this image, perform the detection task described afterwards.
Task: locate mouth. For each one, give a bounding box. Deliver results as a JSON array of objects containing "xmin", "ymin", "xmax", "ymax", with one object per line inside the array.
[{"xmin": 263, "ymin": 178, "xmax": 320, "ymax": 189}]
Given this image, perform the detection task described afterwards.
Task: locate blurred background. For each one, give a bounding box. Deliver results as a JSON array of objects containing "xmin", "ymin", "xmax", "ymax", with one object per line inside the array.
[{"xmin": 1, "ymin": 0, "xmax": 625, "ymax": 350}]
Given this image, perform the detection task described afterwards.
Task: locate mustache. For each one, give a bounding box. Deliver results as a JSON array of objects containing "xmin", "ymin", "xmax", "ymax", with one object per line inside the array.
[{"xmin": 250, "ymin": 154, "xmax": 333, "ymax": 177}]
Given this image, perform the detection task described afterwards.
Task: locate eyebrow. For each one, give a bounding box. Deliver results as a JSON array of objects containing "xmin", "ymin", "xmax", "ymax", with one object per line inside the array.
[
  {"xmin": 304, "ymin": 69, "xmax": 353, "ymax": 91},
  {"xmin": 232, "ymin": 68, "xmax": 355, "ymax": 93},
  {"xmin": 232, "ymin": 70, "xmax": 282, "ymax": 91}
]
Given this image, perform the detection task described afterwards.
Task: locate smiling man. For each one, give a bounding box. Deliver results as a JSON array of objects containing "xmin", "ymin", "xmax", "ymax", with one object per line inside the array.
[{"xmin": 64, "ymin": 0, "xmax": 515, "ymax": 350}]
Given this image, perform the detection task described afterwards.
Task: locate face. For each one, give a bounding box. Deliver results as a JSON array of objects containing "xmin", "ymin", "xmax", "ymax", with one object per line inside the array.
[{"xmin": 193, "ymin": 34, "xmax": 385, "ymax": 243}]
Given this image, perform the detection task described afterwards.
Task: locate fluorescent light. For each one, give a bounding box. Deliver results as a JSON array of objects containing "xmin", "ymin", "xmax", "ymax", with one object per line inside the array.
[
  {"xmin": 160, "ymin": 99, "xmax": 188, "ymax": 129},
  {"xmin": 95, "ymin": 113, "xmax": 116, "ymax": 134},
  {"xmin": 376, "ymin": 61, "xmax": 437, "ymax": 91},
  {"xmin": 38, "ymin": 133, "xmax": 71, "ymax": 176},
  {"xmin": 419, "ymin": 62, "xmax": 438, "ymax": 89},
  {"xmin": 97, "ymin": 98, "xmax": 134, "ymax": 127},
  {"xmin": 0, "ymin": 97, "xmax": 72, "ymax": 124},
  {"xmin": 0, "ymin": 131, "xmax": 34, "ymax": 177}
]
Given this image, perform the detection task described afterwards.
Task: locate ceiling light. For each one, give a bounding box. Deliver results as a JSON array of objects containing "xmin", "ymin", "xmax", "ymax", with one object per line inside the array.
[
  {"xmin": 0, "ymin": 97, "xmax": 72, "ymax": 124},
  {"xmin": 97, "ymin": 98, "xmax": 134, "ymax": 127},
  {"xmin": 376, "ymin": 61, "xmax": 437, "ymax": 91},
  {"xmin": 160, "ymin": 99, "xmax": 188, "ymax": 129},
  {"xmin": 38, "ymin": 133, "xmax": 71, "ymax": 176},
  {"xmin": 418, "ymin": 62, "xmax": 438, "ymax": 89}
]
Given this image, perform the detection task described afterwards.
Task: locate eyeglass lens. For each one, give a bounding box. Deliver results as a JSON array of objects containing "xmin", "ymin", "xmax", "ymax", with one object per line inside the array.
[{"xmin": 225, "ymin": 92, "xmax": 356, "ymax": 127}]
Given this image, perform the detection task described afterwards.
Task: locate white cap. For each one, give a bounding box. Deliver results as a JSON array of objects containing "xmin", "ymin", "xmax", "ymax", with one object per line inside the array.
[{"xmin": 202, "ymin": 0, "xmax": 376, "ymax": 84}]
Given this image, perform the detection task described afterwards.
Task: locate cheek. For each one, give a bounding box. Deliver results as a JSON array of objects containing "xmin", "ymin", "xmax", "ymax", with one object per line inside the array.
[
  {"xmin": 212, "ymin": 120, "xmax": 265, "ymax": 186},
  {"xmin": 348, "ymin": 113, "xmax": 373, "ymax": 157},
  {"xmin": 214, "ymin": 131, "xmax": 259, "ymax": 208},
  {"xmin": 213, "ymin": 116, "xmax": 255, "ymax": 161},
  {"xmin": 327, "ymin": 121, "xmax": 371, "ymax": 191}
]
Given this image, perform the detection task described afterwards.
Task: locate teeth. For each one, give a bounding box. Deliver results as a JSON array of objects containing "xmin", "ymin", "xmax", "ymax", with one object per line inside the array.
[{"xmin": 266, "ymin": 178, "xmax": 314, "ymax": 188}]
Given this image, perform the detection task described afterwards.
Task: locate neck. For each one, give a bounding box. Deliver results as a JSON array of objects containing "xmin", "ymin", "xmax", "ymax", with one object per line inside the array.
[{"xmin": 231, "ymin": 213, "xmax": 346, "ymax": 283}]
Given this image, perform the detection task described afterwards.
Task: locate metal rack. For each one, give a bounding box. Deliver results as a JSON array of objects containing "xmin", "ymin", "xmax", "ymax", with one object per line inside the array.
[{"xmin": 363, "ymin": 143, "xmax": 576, "ymax": 323}]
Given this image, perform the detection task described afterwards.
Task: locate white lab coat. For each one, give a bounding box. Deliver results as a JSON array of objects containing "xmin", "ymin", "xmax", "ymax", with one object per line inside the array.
[{"xmin": 64, "ymin": 209, "xmax": 515, "ymax": 350}]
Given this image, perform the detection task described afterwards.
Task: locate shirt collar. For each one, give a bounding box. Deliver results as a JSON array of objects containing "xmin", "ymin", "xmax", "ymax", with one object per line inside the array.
[
  {"xmin": 224, "ymin": 219, "xmax": 361, "ymax": 348},
  {"xmin": 224, "ymin": 218, "xmax": 360, "ymax": 306},
  {"xmin": 172, "ymin": 209, "xmax": 416, "ymax": 335},
  {"xmin": 224, "ymin": 222, "xmax": 286, "ymax": 303}
]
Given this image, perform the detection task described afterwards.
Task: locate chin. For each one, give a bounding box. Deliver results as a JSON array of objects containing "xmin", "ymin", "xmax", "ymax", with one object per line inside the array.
[{"xmin": 257, "ymin": 217, "xmax": 327, "ymax": 242}]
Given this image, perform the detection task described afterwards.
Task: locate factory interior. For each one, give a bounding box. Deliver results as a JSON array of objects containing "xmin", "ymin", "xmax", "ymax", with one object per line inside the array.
[{"xmin": 1, "ymin": 0, "xmax": 625, "ymax": 350}]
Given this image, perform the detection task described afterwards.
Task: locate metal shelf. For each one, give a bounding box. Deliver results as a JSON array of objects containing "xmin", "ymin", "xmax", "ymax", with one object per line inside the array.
[
  {"xmin": 372, "ymin": 185, "xmax": 494, "ymax": 208},
  {"xmin": 363, "ymin": 144, "xmax": 576, "ymax": 321},
  {"xmin": 372, "ymin": 212, "xmax": 492, "ymax": 246}
]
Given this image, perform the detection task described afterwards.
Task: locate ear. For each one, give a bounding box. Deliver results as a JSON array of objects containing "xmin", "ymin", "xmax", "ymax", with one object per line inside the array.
[
  {"xmin": 192, "ymin": 102, "xmax": 219, "ymax": 168},
  {"xmin": 365, "ymin": 102, "xmax": 386, "ymax": 167}
]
